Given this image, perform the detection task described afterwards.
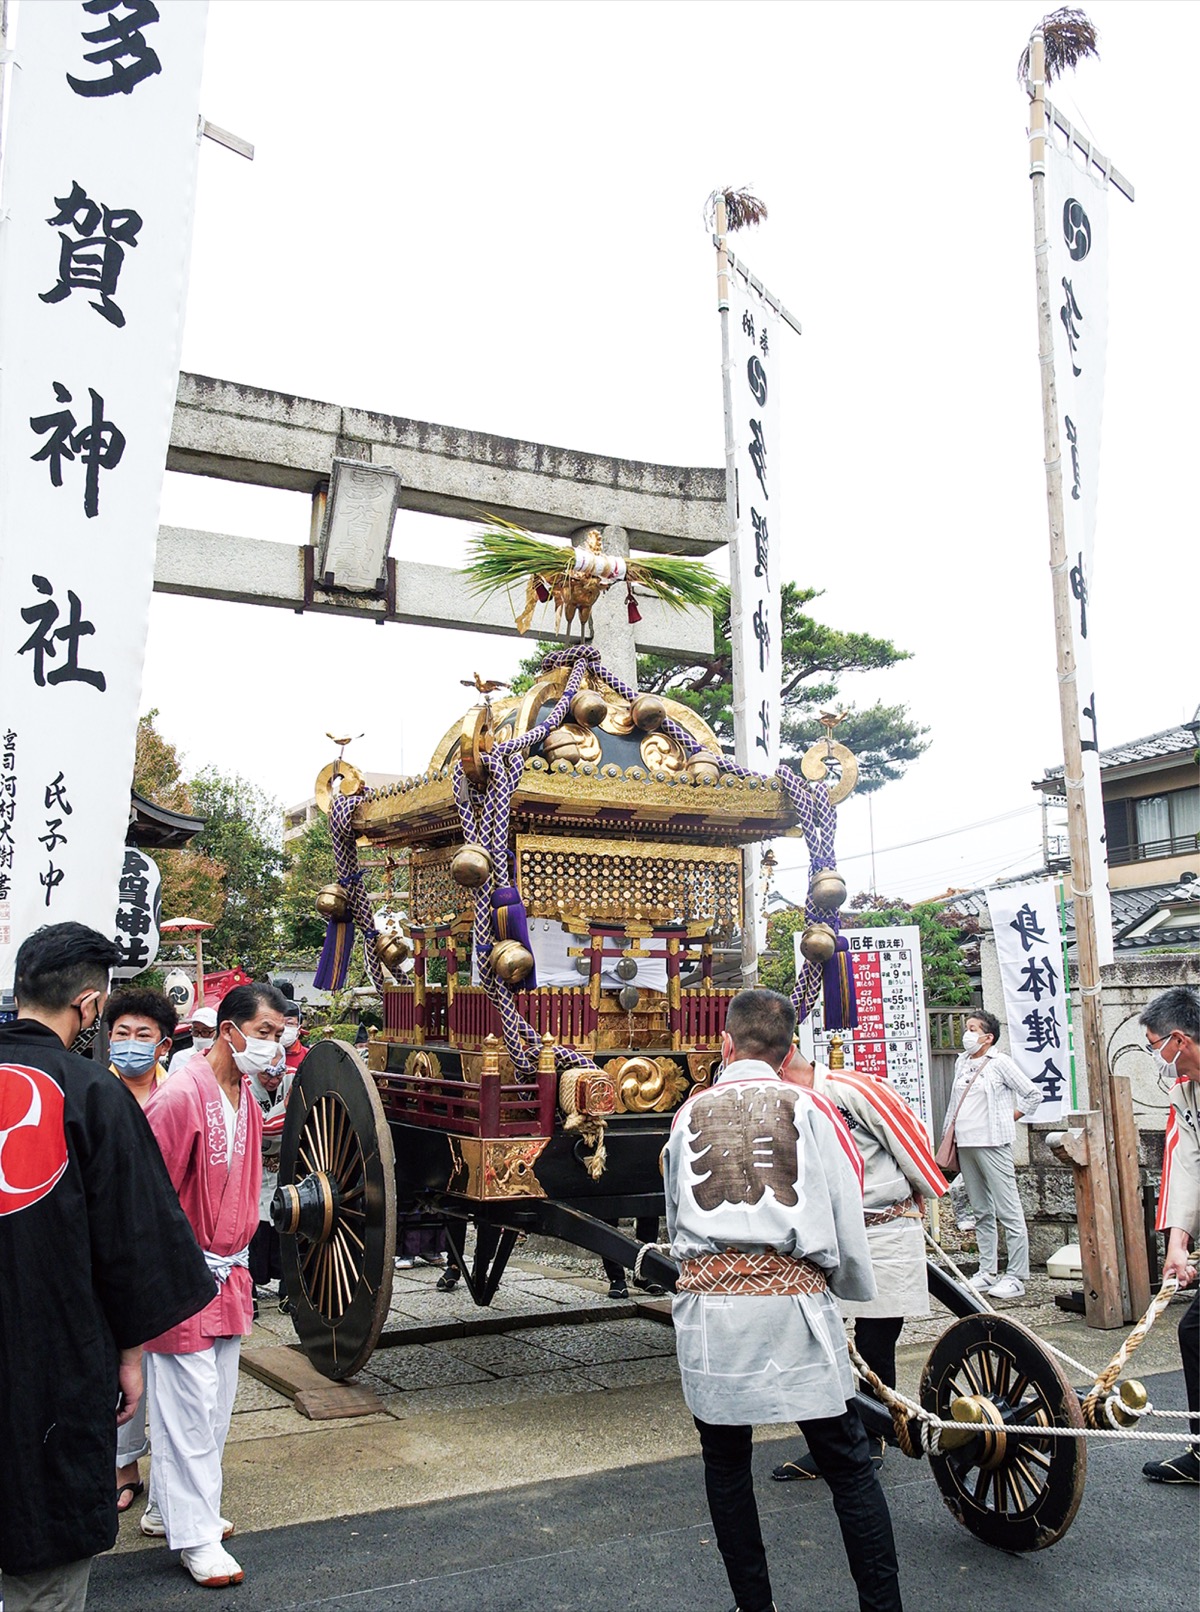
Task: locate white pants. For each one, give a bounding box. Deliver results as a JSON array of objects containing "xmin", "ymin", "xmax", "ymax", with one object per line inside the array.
[
  {"xmin": 145, "ymin": 1337, "xmax": 240, "ymax": 1551},
  {"xmin": 958, "ymin": 1144, "xmax": 1031, "ymax": 1280}
]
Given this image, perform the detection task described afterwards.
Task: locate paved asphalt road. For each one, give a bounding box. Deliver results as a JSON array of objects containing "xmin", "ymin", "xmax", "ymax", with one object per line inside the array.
[{"xmin": 87, "ymin": 1369, "xmax": 1194, "ymax": 1612}]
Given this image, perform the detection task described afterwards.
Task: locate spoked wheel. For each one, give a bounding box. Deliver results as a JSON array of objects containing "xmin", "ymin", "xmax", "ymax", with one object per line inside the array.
[
  {"xmin": 921, "ymin": 1313, "xmax": 1086, "ymax": 1552},
  {"xmin": 272, "ymin": 1040, "xmax": 395, "ymax": 1380}
]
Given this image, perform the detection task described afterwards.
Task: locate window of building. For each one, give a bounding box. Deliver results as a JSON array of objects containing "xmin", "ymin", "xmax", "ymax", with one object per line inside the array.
[{"xmin": 1106, "ymin": 786, "xmax": 1200, "ymax": 864}]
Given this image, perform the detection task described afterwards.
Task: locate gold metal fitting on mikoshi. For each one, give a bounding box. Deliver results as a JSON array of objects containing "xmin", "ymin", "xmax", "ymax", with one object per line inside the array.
[
  {"xmin": 375, "ymin": 931, "xmax": 412, "ymax": 975},
  {"xmin": 451, "ymin": 843, "xmax": 494, "ymax": 888},
  {"xmin": 491, "ymin": 939, "xmax": 535, "ymax": 984},
  {"xmin": 630, "ymin": 694, "xmax": 666, "ymax": 733},
  {"xmin": 315, "ymin": 882, "xmax": 350, "ymax": 921},
  {"xmin": 686, "ymin": 748, "xmax": 721, "ymax": 784},
  {"xmin": 314, "ymin": 760, "xmax": 366, "ymax": 814},
  {"xmin": 543, "ymin": 726, "xmax": 582, "ymax": 766},
  {"xmin": 800, "ymin": 739, "xmax": 858, "ymax": 805},
  {"xmin": 799, "ymin": 922, "xmax": 837, "ymax": 964},
  {"xmin": 809, "ymin": 869, "xmax": 848, "ymax": 910},
  {"xmin": 570, "ymin": 689, "xmax": 608, "ymax": 728},
  {"xmin": 1104, "ymin": 1379, "xmax": 1148, "ymax": 1428}
]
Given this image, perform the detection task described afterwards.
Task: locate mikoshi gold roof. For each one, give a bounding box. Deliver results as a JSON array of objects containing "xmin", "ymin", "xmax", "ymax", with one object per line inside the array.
[{"xmin": 348, "ymin": 665, "xmax": 807, "ymax": 851}]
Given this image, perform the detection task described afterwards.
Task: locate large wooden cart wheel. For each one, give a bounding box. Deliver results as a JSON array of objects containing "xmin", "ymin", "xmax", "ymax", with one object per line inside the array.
[
  {"xmin": 272, "ymin": 1040, "xmax": 395, "ymax": 1380},
  {"xmin": 921, "ymin": 1313, "xmax": 1086, "ymax": 1552}
]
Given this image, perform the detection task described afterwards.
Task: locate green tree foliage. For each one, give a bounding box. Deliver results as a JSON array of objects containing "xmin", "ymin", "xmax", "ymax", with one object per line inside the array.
[
  {"xmin": 133, "ymin": 712, "xmax": 225, "ymax": 929},
  {"xmin": 759, "ymin": 896, "xmax": 975, "ymax": 1006},
  {"xmin": 512, "ymin": 582, "xmax": 928, "ymax": 792},
  {"xmin": 278, "ymin": 812, "xmax": 335, "ymax": 954},
  {"xmin": 188, "ymin": 768, "xmax": 285, "ymax": 974}
]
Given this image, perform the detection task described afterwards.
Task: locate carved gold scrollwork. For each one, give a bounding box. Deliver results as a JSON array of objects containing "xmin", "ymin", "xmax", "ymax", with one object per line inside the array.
[
  {"xmin": 612, "ymin": 1055, "xmax": 689, "ymax": 1114},
  {"xmin": 404, "ymin": 1050, "xmax": 443, "ymax": 1081},
  {"xmin": 600, "ymin": 700, "xmax": 636, "ymax": 736},
  {"xmin": 640, "ymin": 732, "xmax": 687, "ymax": 774}
]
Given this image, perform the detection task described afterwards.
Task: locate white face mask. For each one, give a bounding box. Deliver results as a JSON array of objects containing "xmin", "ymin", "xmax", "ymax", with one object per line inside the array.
[
  {"xmin": 228, "ymin": 1027, "xmax": 281, "ymax": 1076},
  {"xmin": 193, "ymin": 1035, "xmax": 215, "ymax": 1054},
  {"xmin": 1150, "ymin": 1035, "xmax": 1181, "ymax": 1080},
  {"xmin": 962, "ymin": 1029, "xmax": 985, "ymax": 1054},
  {"xmin": 280, "ymin": 1025, "xmax": 300, "ymax": 1049}
]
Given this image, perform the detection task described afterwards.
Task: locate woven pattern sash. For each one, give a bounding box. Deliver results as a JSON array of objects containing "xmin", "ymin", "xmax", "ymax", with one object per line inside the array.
[
  {"xmin": 863, "ymin": 1194, "xmax": 918, "ymax": 1228},
  {"xmin": 676, "ymin": 1250, "xmax": 828, "ymax": 1297}
]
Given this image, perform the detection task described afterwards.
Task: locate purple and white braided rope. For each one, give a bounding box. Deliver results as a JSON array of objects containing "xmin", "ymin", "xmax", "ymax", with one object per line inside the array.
[{"xmin": 328, "ymin": 791, "xmax": 384, "ymax": 992}]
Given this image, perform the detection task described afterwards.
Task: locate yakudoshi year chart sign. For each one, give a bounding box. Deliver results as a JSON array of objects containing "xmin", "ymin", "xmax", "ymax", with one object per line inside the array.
[{"xmin": 797, "ymin": 925, "xmax": 934, "ymax": 1135}]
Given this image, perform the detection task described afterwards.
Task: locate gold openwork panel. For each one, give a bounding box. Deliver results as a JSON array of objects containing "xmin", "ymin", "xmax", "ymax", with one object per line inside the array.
[
  {"xmin": 409, "ymin": 848, "xmax": 472, "ymax": 925},
  {"xmin": 516, "ymin": 833, "xmax": 741, "ymax": 934}
]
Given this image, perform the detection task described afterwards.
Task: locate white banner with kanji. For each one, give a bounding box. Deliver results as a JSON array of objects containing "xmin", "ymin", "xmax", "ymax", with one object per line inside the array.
[
  {"xmin": 1045, "ymin": 136, "xmax": 1113, "ymax": 964},
  {"xmin": 796, "ymin": 924, "xmax": 935, "ymax": 1136},
  {"xmin": 728, "ymin": 262, "xmax": 781, "ymax": 775},
  {"xmin": 0, "ymin": 2, "xmax": 208, "ymax": 989},
  {"xmin": 987, "ymin": 879, "xmax": 1074, "ymax": 1121}
]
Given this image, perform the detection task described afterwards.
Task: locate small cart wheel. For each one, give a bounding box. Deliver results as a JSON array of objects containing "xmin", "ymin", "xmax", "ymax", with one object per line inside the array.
[
  {"xmin": 921, "ymin": 1313, "xmax": 1086, "ymax": 1552},
  {"xmin": 273, "ymin": 1039, "xmax": 395, "ymax": 1380}
]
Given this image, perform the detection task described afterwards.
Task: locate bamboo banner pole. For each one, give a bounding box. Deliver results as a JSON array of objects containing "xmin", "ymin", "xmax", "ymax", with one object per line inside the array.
[
  {"xmin": 714, "ymin": 195, "xmax": 759, "ymax": 987},
  {"xmin": 1028, "ymin": 28, "xmax": 1126, "ymax": 1327}
]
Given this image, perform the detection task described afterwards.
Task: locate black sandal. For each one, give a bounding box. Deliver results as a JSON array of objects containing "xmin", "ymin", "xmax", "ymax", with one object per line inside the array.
[{"xmin": 116, "ymin": 1479, "xmax": 145, "ymax": 1513}]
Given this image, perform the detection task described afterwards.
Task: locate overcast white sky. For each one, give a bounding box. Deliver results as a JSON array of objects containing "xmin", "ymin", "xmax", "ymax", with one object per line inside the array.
[{"xmin": 144, "ymin": 0, "xmax": 1197, "ymax": 907}]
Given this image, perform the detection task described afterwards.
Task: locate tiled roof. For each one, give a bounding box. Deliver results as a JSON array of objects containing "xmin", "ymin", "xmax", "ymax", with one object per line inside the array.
[
  {"xmin": 925, "ymin": 878, "xmax": 1199, "ymax": 953},
  {"xmin": 1041, "ymin": 722, "xmax": 1198, "ymax": 781}
]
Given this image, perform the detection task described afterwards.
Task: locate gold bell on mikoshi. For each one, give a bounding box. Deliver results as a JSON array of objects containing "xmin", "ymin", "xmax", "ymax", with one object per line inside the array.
[
  {"xmin": 451, "ymin": 843, "xmax": 494, "ymax": 888},
  {"xmin": 491, "ymin": 939, "xmax": 535, "ymax": 984},
  {"xmin": 630, "ymin": 694, "xmax": 666, "ymax": 733},
  {"xmin": 808, "ymin": 868, "xmax": 848, "ymax": 910},
  {"xmin": 687, "ymin": 749, "xmax": 721, "ymax": 785},
  {"xmin": 570, "ymin": 689, "xmax": 608, "ymax": 728},
  {"xmin": 375, "ymin": 931, "xmax": 412, "ymax": 976},
  {"xmin": 315, "ymin": 883, "xmax": 350, "ymax": 921},
  {"xmin": 799, "ymin": 922, "xmax": 838, "ymax": 965},
  {"xmin": 543, "ymin": 727, "xmax": 582, "ymax": 766}
]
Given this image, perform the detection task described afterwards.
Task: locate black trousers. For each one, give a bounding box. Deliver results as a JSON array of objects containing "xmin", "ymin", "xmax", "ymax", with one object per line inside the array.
[
  {"xmin": 694, "ymin": 1407, "xmax": 902, "ymax": 1612},
  {"xmin": 249, "ymin": 1221, "xmax": 282, "ymax": 1285},
  {"xmin": 1181, "ymin": 1289, "xmax": 1199, "ymax": 1440},
  {"xmin": 601, "ymin": 1215, "xmax": 660, "ymax": 1284},
  {"xmin": 855, "ymin": 1314, "xmax": 905, "ymax": 1392}
]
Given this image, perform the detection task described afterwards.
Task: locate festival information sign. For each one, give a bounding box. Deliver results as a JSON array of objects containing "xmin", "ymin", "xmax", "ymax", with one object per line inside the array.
[
  {"xmin": 0, "ymin": 2, "xmax": 208, "ymax": 990},
  {"xmin": 796, "ymin": 925, "xmax": 934, "ymax": 1135},
  {"xmin": 987, "ymin": 879, "xmax": 1073, "ymax": 1122},
  {"xmin": 1045, "ymin": 135, "xmax": 1113, "ymax": 964},
  {"xmin": 729, "ymin": 265, "xmax": 781, "ymax": 776}
]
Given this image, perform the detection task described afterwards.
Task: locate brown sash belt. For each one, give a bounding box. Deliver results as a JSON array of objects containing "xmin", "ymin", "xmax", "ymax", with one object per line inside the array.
[
  {"xmin": 676, "ymin": 1250, "xmax": 828, "ymax": 1297},
  {"xmin": 863, "ymin": 1194, "xmax": 918, "ymax": 1227}
]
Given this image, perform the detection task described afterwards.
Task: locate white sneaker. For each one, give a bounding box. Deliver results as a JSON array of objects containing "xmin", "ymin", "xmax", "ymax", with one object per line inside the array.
[
  {"xmin": 968, "ymin": 1270, "xmax": 997, "ymax": 1292},
  {"xmin": 988, "ymin": 1275, "xmax": 1026, "ymax": 1300},
  {"xmin": 394, "ymin": 1256, "xmax": 416, "ymax": 1269},
  {"xmin": 956, "ymin": 1216, "xmax": 977, "ymax": 1232},
  {"xmin": 141, "ymin": 1502, "xmax": 233, "ymax": 1540},
  {"xmin": 181, "ymin": 1543, "xmax": 244, "ymax": 1587}
]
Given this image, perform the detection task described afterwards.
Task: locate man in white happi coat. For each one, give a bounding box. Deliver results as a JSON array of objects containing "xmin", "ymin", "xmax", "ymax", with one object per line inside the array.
[
  {"xmin": 663, "ymin": 989, "xmax": 903, "ymax": 1612},
  {"xmin": 140, "ymin": 982, "xmax": 286, "ymax": 1588},
  {"xmin": 772, "ymin": 1051, "xmax": 947, "ymax": 1482}
]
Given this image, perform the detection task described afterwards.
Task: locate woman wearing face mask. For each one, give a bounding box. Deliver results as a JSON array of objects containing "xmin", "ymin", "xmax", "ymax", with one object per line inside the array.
[
  {"xmin": 167, "ymin": 1004, "xmax": 218, "ymax": 1074},
  {"xmin": 103, "ymin": 989, "xmax": 180, "ymax": 1516},
  {"xmin": 940, "ymin": 1009, "xmax": 1042, "ymax": 1300},
  {"xmin": 138, "ymin": 982, "xmax": 286, "ymax": 1589}
]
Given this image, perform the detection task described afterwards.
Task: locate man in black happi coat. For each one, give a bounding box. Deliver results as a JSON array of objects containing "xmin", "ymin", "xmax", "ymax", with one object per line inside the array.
[{"xmin": 0, "ymin": 923, "xmax": 215, "ymax": 1612}]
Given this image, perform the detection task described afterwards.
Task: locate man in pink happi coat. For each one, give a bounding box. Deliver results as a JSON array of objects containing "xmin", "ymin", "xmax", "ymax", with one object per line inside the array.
[{"xmin": 141, "ymin": 982, "xmax": 287, "ymax": 1589}]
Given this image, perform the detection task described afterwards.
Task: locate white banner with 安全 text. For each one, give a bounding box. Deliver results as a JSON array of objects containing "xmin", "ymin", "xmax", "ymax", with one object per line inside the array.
[
  {"xmin": 1045, "ymin": 136, "xmax": 1113, "ymax": 964},
  {"xmin": 0, "ymin": 1, "xmax": 208, "ymax": 989},
  {"xmin": 987, "ymin": 879, "xmax": 1074, "ymax": 1121},
  {"xmin": 728, "ymin": 263, "xmax": 781, "ymax": 777}
]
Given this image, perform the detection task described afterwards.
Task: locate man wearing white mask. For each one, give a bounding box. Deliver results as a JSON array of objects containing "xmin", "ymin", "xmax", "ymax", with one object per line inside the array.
[
  {"xmin": 139, "ymin": 982, "xmax": 286, "ymax": 1587},
  {"xmin": 167, "ymin": 1004, "xmax": 217, "ymax": 1075}
]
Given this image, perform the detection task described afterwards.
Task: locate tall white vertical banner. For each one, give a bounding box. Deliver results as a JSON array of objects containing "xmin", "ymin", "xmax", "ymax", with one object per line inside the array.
[
  {"xmin": 987, "ymin": 879, "xmax": 1073, "ymax": 1122},
  {"xmin": 1045, "ymin": 139, "xmax": 1114, "ymax": 964},
  {"xmin": 728, "ymin": 266, "xmax": 781, "ymax": 777},
  {"xmin": 0, "ymin": 2, "xmax": 208, "ymax": 989}
]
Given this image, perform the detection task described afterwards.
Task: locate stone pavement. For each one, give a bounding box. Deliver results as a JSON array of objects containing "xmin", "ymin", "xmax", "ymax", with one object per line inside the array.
[{"xmin": 104, "ymin": 1250, "xmax": 1193, "ymax": 1555}]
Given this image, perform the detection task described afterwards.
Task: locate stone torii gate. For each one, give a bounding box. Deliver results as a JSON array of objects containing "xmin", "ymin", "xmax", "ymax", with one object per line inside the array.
[{"xmin": 156, "ymin": 373, "xmax": 725, "ymax": 684}]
